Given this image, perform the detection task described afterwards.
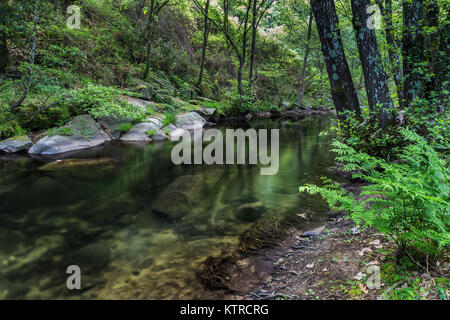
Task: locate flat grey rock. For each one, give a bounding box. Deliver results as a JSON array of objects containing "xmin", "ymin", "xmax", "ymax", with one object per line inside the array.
[
  {"xmin": 175, "ymin": 112, "xmax": 206, "ymax": 130},
  {"xmin": 120, "ymin": 121, "xmax": 161, "ymax": 142},
  {"xmin": 0, "ymin": 136, "xmax": 33, "ymax": 153},
  {"xmin": 29, "ymin": 115, "xmax": 110, "ymax": 155}
]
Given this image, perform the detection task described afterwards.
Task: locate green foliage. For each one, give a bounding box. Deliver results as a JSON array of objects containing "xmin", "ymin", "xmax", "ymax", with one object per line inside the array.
[
  {"xmin": 162, "ymin": 112, "xmax": 177, "ymax": 127},
  {"xmin": 299, "ymin": 129, "xmax": 449, "ymax": 262},
  {"xmin": 47, "ymin": 126, "xmax": 73, "ymax": 137},
  {"xmin": 146, "ymin": 129, "xmax": 157, "ymax": 137},
  {"xmin": 65, "ymin": 84, "xmax": 147, "ymax": 121},
  {"xmin": 335, "ymin": 109, "xmax": 404, "ymax": 159},
  {"xmin": 116, "ymin": 122, "xmax": 133, "ymax": 133}
]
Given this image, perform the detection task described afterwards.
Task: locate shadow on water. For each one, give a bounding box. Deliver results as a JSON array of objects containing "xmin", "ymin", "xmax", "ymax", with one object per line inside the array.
[{"xmin": 0, "ymin": 116, "xmax": 338, "ymax": 299}]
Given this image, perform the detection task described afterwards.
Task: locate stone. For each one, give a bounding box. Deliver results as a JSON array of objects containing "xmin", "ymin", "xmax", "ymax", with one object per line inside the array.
[
  {"xmin": 120, "ymin": 121, "xmax": 162, "ymax": 142},
  {"xmin": 29, "ymin": 115, "xmax": 110, "ymax": 155},
  {"xmin": 300, "ymin": 231, "xmax": 319, "ymax": 238},
  {"xmin": 98, "ymin": 117, "xmax": 131, "ymax": 140},
  {"xmin": 194, "ymin": 108, "xmax": 216, "ymax": 119},
  {"xmin": 175, "ymin": 112, "xmax": 206, "ymax": 130},
  {"xmin": 72, "ymin": 243, "xmax": 111, "ymax": 268},
  {"xmin": 235, "ymin": 202, "xmax": 267, "ymax": 222},
  {"xmin": 151, "ymin": 130, "xmax": 169, "ymax": 142},
  {"xmin": 38, "ymin": 158, "xmax": 118, "ymax": 171},
  {"xmin": 0, "ymin": 136, "xmax": 33, "ymax": 153}
]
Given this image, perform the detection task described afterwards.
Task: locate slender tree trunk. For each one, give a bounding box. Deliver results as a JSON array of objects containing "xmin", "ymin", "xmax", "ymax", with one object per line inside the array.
[
  {"xmin": 351, "ymin": 0, "xmax": 394, "ymax": 127},
  {"xmin": 10, "ymin": 0, "xmax": 39, "ymax": 111},
  {"xmin": 143, "ymin": 0, "xmax": 156, "ymax": 80},
  {"xmin": 238, "ymin": 58, "xmax": 244, "ymax": 96},
  {"xmin": 424, "ymin": 0, "xmax": 441, "ymax": 99},
  {"xmin": 380, "ymin": 0, "xmax": 404, "ymax": 109},
  {"xmin": 0, "ymin": 30, "xmax": 8, "ymax": 74},
  {"xmin": 197, "ymin": 0, "xmax": 210, "ymax": 93},
  {"xmin": 311, "ymin": 0, "xmax": 361, "ymax": 117},
  {"xmin": 402, "ymin": 0, "xmax": 424, "ymax": 108},
  {"xmin": 297, "ymin": 8, "xmax": 313, "ymax": 106},
  {"xmin": 249, "ymin": 0, "xmax": 258, "ymax": 83}
]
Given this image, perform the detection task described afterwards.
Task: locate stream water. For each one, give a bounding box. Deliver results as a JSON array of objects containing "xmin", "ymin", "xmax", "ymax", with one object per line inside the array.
[{"xmin": 0, "ymin": 116, "xmax": 337, "ymax": 299}]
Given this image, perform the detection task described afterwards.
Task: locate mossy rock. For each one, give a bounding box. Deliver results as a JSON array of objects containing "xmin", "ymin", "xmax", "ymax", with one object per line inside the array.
[{"xmin": 39, "ymin": 158, "xmax": 118, "ymax": 171}]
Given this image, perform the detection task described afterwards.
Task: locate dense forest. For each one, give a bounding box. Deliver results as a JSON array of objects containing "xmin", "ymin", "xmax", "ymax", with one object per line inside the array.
[{"xmin": 0, "ymin": 0, "xmax": 448, "ymax": 301}]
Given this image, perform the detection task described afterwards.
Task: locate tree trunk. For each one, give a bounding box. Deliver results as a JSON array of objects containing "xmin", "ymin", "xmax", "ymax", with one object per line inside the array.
[
  {"xmin": 297, "ymin": 8, "xmax": 313, "ymax": 106},
  {"xmin": 402, "ymin": 0, "xmax": 424, "ymax": 107},
  {"xmin": 197, "ymin": 0, "xmax": 210, "ymax": 92},
  {"xmin": 249, "ymin": 0, "xmax": 258, "ymax": 83},
  {"xmin": 351, "ymin": 0, "xmax": 394, "ymax": 127},
  {"xmin": 238, "ymin": 58, "xmax": 244, "ymax": 96},
  {"xmin": 381, "ymin": 0, "xmax": 404, "ymax": 109},
  {"xmin": 0, "ymin": 30, "xmax": 8, "ymax": 74},
  {"xmin": 311, "ymin": 0, "xmax": 361, "ymax": 117},
  {"xmin": 424, "ymin": 0, "xmax": 441, "ymax": 99}
]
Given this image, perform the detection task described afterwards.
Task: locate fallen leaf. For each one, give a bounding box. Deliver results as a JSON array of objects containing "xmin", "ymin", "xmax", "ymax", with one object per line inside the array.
[
  {"xmin": 306, "ymin": 263, "xmax": 315, "ymax": 269},
  {"xmin": 359, "ymin": 283, "xmax": 369, "ymax": 294}
]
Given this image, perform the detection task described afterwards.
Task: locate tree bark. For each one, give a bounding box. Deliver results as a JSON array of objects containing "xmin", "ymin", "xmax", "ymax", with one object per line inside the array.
[
  {"xmin": 249, "ymin": 0, "xmax": 258, "ymax": 83},
  {"xmin": 297, "ymin": 8, "xmax": 313, "ymax": 106},
  {"xmin": 351, "ymin": 0, "xmax": 394, "ymax": 127},
  {"xmin": 311, "ymin": 0, "xmax": 361, "ymax": 117},
  {"xmin": 0, "ymin": 30, "xmax": 8, "ymax": 74},
  {"xmin": 402, "ymin": 0, "xmax": 425, "ymax": 107},
  {"xmin": 10, "ymin": 0, "xmax": 39, "ymax": 111},
  {"xmin": 378, "ymin": 0, "xmax": 404, "ymax": 109},
  {"xmin": 197, "ymin": 0, "xmax": 210, "ymax": 92}
]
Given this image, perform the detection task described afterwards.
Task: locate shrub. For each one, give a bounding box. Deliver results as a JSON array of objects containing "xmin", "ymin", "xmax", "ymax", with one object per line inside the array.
[
  {"xmin": 299, "ymin": 129, "xmax": 449, "ymax": 264},
  {"xmin": 116, "ymin": 122, "xmax": 132, "ymax": 133},
  {"xmin": 162, "ymin": 112, "xmax": 176, "ymax": 127},
  {"xmin": 65, "ymin": 84, "xmax": 147, "ymax": 121}
]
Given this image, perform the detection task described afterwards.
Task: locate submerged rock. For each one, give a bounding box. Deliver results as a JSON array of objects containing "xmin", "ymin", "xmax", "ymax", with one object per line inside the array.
[
  {"xmin": 72, "ymin": 243, "xmax": 111, "ymax": 269},
  {"xmin": 151, "ymin": 169, "xmax": 224, "ymax": 220},
  {"xmin": 38, "ymin": 158, "xmax": 118, "ymax": 171},
  {"xmin": 29, "ymin": 115, "xmax": 110, "ymax": 155},
  {"xmin": 120, "ymin": 120, "xmax": 162, "ymax": 142},
  {"xmin": 235, "ymin": 202, "xmax": 267, "ymax": 222},
  {"xmin": 175, "ymin": 112, "xmax": 206, "ymax": 130},
  {"xmin": 0, "ymin": 136, "xmax": 33, "ymax": 153}
]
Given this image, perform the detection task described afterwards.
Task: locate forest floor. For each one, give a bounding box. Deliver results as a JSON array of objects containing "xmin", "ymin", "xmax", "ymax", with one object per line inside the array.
[{"xmin": 216, "ymin": 181, "xmax": 450, "ymax": 301}]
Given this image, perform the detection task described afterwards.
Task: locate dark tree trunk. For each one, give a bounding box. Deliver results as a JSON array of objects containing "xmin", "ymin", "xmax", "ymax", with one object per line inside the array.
[
  {"xmin": 297, "ymin": 8, "xmax": 314, "ymax": 106},
  {"xmin": 424, "ymin": 0, "xmax": 442, "ymax": 99},
  {"xmin": 380, "ymin": 0, "xmax": 404, "ymax": 109},
  {"xmin": 402, "ymin": 0, "xmax": 425, "ymax": 107},
  {"xmin": 351, "ymin": 0, "xmax": 394, "ymax": 127},
  {"xmin": 197, "ymin": 0, "xmax": 210, "ymax": 92},
  {"xmin": 0, "ymin": 30, "xmax": 8, "ymax": 74},
  {"xmin": 311, "ymin": 0, "xmax": 361, "ymax": 117}
]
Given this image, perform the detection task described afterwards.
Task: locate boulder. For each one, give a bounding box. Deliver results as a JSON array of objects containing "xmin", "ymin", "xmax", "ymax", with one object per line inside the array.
[
  {"xmin": 194, "ymin": 108, "xmax": 216, "ymax": 120},
  {"xmin": 98, "ymin": 117, "xmax": 131, "ymax": 140},
  {"xmin": 175, "ymin": 112, "xmax": 206, "ymax": 130},
  {"xmin": 0, "ymin": 136, "xmax": 33, "ymax": 153},
  {"xmin": 29, "ymin": 115, "xmax": 110, "ymax": 155},
  {"xmin": 235, "ymin": 202, "xmax": 267, "ymax": 222},
  {"xmin": 150, "ymin": 174, "xmax": 207, "ymax": 219},
  {"xmin": 151, "ymin": 130, "xmax": 168, "ymax": 142},
  {"xmin": 162, "ymin": 124, "xmax": 189, "ymax": 141},
  {"xmin": 120, "ymin": 120, "xmax": 161, "ymax": 142}
]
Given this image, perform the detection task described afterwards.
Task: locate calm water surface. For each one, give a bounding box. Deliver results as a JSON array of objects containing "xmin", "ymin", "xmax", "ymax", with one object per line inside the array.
[{"xmin": 0, "ymin": 116, "xmax": 337, "ymax": 299}]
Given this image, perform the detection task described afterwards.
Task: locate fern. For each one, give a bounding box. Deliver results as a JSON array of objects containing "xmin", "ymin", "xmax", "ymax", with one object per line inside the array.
[{"xmin": 299, "ymin": 128, "xmax": 450, "ymax": 261}]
